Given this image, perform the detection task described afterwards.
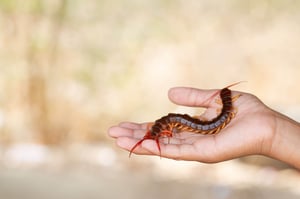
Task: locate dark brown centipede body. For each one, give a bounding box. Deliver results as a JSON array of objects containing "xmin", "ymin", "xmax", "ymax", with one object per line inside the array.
[
  {"xmin": 150, "ymin": 88, "xmax": 234, "ymax": 136},
  {"xmin": 129, "ymin": 85, "xmax": 240, "ymax": 157}
]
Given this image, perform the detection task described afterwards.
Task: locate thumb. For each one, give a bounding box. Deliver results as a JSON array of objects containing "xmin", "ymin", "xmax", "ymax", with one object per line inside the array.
[{"xmin": 168, "ymin": 87, "xmax": 218, "ymax": 108}]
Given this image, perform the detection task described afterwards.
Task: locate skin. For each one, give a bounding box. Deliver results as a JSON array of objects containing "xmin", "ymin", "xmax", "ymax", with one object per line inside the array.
[{"xmin": 108, "ymin": 87, "xmax": 300, "ymax": 169}]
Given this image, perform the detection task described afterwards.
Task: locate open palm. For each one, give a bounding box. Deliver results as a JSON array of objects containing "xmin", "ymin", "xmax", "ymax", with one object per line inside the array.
[{"xmin": 108, "ymin": 86, "xmax": 276, "ymax": 163}]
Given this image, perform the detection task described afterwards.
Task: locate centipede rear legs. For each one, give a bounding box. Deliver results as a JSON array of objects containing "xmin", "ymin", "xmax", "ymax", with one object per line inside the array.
[
  {"xmin": 215, "ymin": 94, "xmax": 241, "ymax": 105},
  {"xmin": 214, "ymin": 93, "xmax": 241, "ymax": 115}
]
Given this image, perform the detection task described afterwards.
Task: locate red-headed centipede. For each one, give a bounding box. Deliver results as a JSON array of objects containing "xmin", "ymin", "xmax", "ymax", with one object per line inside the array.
[{"xmin": 129, "ymin": 82, "xmax": 243, "ymax": 157}]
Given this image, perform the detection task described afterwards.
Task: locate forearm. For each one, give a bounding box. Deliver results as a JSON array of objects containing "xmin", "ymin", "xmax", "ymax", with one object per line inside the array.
[{"xmin": 268, "ymin": 112, "xmax": 300, "ymax": 169}]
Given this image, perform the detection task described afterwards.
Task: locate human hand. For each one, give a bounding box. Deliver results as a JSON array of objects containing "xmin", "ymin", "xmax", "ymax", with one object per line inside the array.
[{"xmin": 108, "ymin": 86, "xmax": 278, "ymax": 163}]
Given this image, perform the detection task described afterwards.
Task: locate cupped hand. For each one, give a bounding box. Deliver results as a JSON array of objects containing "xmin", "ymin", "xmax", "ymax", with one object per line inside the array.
[{"xmin": 108, "ymin": 86, "xmax": 276, "ymax": 163}]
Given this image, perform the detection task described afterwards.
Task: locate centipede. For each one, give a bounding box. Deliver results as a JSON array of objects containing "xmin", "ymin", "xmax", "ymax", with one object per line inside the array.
[{"xmin": 129, "ymin": 82, "xmax": 242, "ymax": 157}]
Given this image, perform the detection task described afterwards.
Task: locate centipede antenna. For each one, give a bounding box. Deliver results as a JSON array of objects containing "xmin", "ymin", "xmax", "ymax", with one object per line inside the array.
[
  {"xmin": 225, "ymin": 81, "xmax": 247, "ymax": 89},
  {"xmin": 203, "ymin": 81, "xmax": 246, "ymax": 105}
]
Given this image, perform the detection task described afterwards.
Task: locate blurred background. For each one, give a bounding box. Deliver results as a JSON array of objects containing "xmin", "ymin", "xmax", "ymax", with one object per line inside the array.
[{"xmin": 1, "ymin": 0, "xmax": 300, "ymax": 198}]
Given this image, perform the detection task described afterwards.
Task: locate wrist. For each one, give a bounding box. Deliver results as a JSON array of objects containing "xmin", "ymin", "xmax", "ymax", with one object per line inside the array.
[{"xmin": 268, "ymin": 112, "xmax": 300, "ymax": 169}]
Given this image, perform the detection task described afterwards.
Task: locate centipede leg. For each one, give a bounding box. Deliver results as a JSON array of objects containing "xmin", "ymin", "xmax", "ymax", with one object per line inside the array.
[
  {"xmin": 155, "ymin": 138, "xmax": 161, "ymax": 157},
  {"xmin": 214, "ymin": 97, "xmax": 222, "ymax": 105},
  {"xmin": 158, "ymin": 130, "xmax": 172, "ymax": 145},
  {"xmin": 213, "ymin": 98, "xmax": 222, "ymax": 115},
  {"xmin": 231, "ymin": 94, "xmax": 242, "ymax": 102}
]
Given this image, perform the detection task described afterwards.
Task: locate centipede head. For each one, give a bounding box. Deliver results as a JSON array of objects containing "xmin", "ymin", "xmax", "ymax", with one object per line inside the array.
[
  {"xmin": 129, "ymin": 131, "xmax": 150, "ymax": 157},
  {"xmin": 129, "ymin": 131, "xmax": 162, "ymax": 158}
]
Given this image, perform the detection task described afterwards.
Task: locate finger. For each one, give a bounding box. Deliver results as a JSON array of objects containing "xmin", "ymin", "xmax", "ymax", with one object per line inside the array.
[
  {"xmin": 119, "ymin": 135, "xmax": 216, "ymax": 161},
  {"xmin": 118, "ymin": 122, "xmax": 149, "ymax": 130},
  {"xmin": 142, "ymin": 135, "xmax": 226, "ymax": 162},
  {"xmin": 142, "ymin": 140, "xmax": 200, "ymax": 160},
  {"xmin": 117, "ymin": 136, "xmax": 195, "ymax": 157},
  {"xmin": 168, "ymin": 87, "xmax": 219, "ymax": 107},
  {"xmin": 163, "ymin": 130, "xmax": 255, "ymax": 163},
  {"xmin": 159, "ymin": 136, "xmax": 192, "ymax": 145},
  {"xmin": 108, "ymin": 126, "xmax": 146, "ymax": 139},
  {"xmin": 108, "ymin": 126, "xmax": 132, "ymax": 138},
  {"xmin": 160, "ymin": 132, "xmax": 206, "ymax": 145}
]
